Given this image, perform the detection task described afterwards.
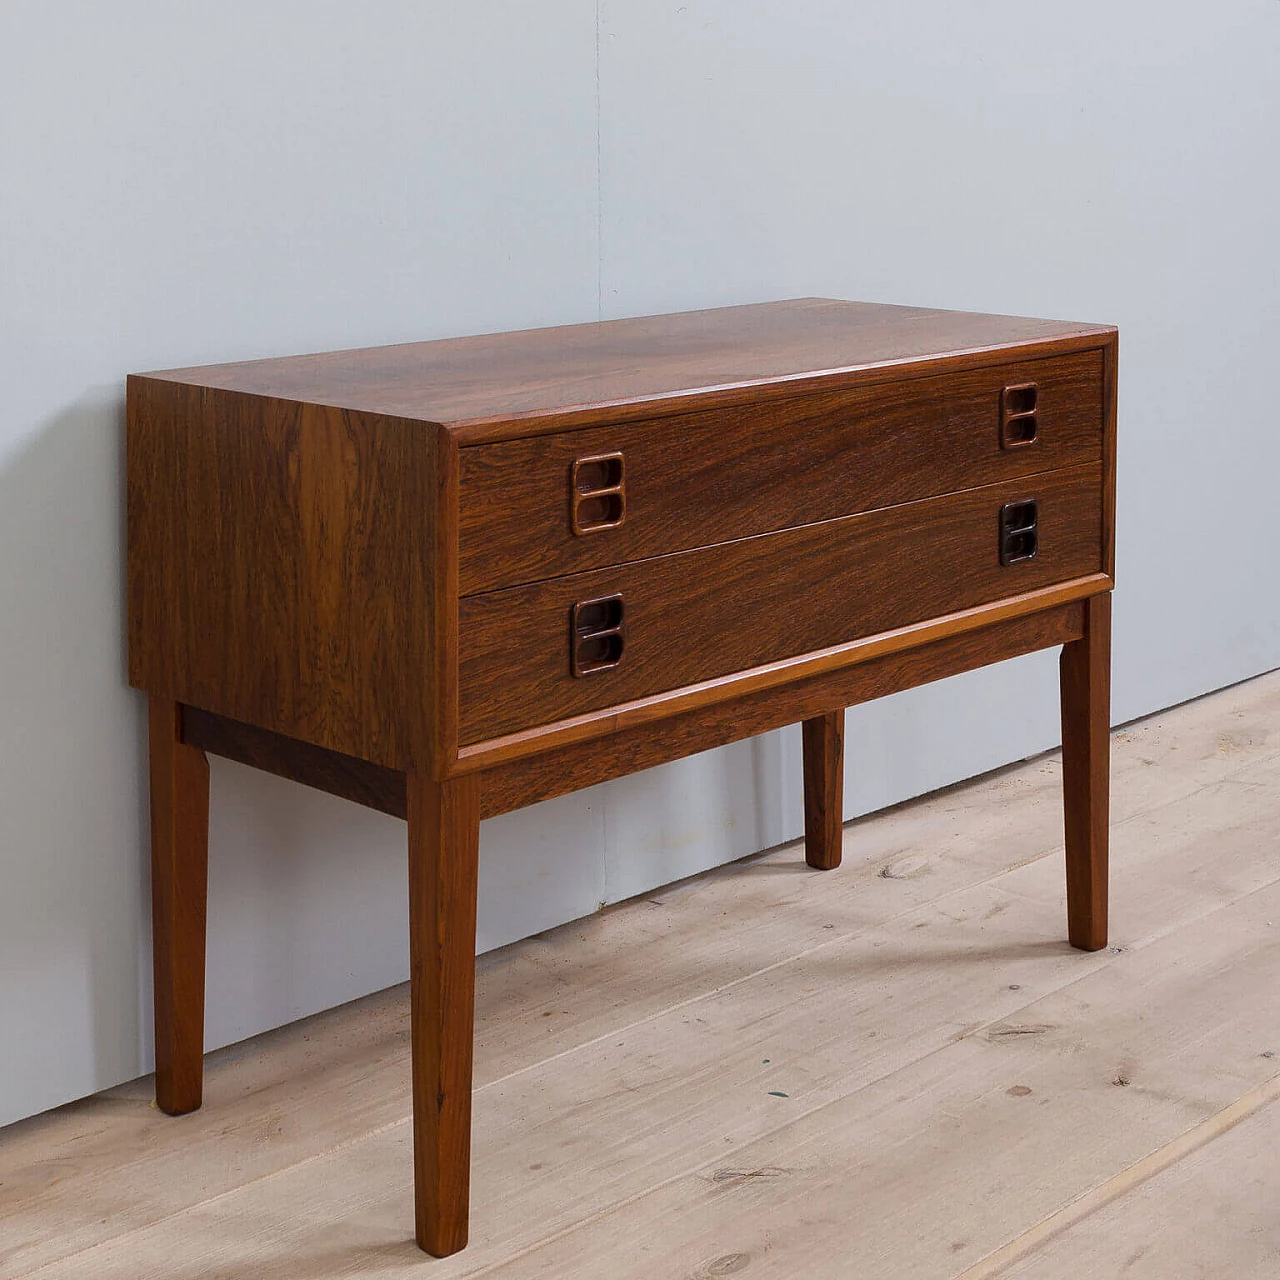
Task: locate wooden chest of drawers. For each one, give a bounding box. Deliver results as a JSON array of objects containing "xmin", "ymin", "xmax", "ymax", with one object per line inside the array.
[{"xmin": 127, "ymin": 298, "xmax": 1117, "ymax": 1257}]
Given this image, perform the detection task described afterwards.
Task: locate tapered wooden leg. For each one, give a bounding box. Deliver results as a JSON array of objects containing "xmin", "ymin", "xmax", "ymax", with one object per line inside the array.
[
  {"xmin": 407, "ymin": 772, "xmax": 481, "ymax": 1257},
  {"xmin": 148, "ymin": 696, "xmax": 210, "ymax": 1115},
  {"xmin": 1060, "ymin": 593, "xmax": 1111, "ymax": 951},
  {"xmin": 802, "ymin": 710, "xmax": 844, "ymax": 870}
]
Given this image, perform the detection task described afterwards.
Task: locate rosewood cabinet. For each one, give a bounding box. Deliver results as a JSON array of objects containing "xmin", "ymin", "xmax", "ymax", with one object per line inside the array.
[{"xmin": 127, "ymin": 298, "xmax": 1117, "ymax": 1256}]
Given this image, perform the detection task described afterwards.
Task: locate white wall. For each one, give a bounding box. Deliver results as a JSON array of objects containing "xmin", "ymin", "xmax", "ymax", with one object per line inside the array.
[{"xmin": 2, "ymin": 1, "xmax": 1277, "ymax": 1128}]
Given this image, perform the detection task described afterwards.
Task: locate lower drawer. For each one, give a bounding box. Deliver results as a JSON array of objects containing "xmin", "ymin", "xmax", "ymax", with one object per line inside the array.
[{"xmin": 458, "ymin": 463, "xmax": 1103, "ymax": 743}]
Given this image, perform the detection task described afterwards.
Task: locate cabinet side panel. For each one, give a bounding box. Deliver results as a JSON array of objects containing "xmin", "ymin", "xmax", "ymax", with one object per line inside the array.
[{"xmin": 127, "ymin": 377, "xmax": 436, "ymax": 770}]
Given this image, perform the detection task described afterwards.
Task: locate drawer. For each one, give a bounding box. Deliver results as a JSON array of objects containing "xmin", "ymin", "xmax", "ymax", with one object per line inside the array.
[
  {"xmin": 458, "ymin": 462, "xmax": 1103, "ymax": 743},
  {"xmin": 458, "ymin": 349, "xmax": 1104, "ymax": 595}
]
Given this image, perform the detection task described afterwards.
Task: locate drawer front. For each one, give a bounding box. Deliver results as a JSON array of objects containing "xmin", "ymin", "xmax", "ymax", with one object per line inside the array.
[
  {"xmin": 458, "ymin": 349, "xmax": 1104, "ymax": 595},
  {"xmin": 458, "ymin": 462, "xmax": 1103, "ymax": 744}
]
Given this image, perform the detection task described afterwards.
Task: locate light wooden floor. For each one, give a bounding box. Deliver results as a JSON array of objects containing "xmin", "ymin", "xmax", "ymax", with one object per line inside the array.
[{"xmin": 3, "ymin": 671, "xmax": 1279, "ymax": 1279}]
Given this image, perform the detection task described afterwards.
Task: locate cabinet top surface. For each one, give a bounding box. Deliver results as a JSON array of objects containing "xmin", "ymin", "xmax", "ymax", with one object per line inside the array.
[{"xmin": 138, "ymin": 298, "xmax": 1115, "ymax": 442}]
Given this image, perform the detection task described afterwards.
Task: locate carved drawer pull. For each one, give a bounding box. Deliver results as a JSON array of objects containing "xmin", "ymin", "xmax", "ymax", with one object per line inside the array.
[
  {"xmin": 571, "ymin": 594, "xmax": 625, "ymax": 676},
  {"xmin": 1001, "ymin": 382, "xmax": 1039, "ymax": 449},
  {"xmin": 571, "ymin": 452, "xmax": 625, "ymax": 535},
  {"xmin": 999, "ymin": 499, "xmax": 1039, "ymax": 565}
]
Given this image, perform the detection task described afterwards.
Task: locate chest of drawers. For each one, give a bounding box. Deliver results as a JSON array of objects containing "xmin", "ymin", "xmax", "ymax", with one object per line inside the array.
[{"xmin": 128, "ymin": 298, "xmax": 1117, "ymax": 1256}]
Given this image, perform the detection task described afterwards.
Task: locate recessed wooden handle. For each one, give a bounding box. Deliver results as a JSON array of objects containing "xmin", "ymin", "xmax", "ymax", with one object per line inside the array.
[
  {"xmin": 571, "ymin": 593, "xmax": 624, "ymax": 675},
  {"xmin": 570, "ymin": 452, "xmax": 626, "ymax": 535},
  {"xmin": 999, "ymin": 498, "xmax": 1039, "ymax": 565},
  {"xmin": 1001, "ymin": 383, "xmax": 1039, "ymax": 449}
]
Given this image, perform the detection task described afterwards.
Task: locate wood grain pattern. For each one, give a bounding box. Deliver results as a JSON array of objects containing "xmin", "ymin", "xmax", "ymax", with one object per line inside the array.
[
  {"xmin": 1060, "ymin": 591, "xmax": 1111, "ymax": 950},
  {"xmin": 430, "ymin": 430, "xmax": 463, "ymax": 770},
  {"xmin": 1101, "ymin": 331, "xmax": 1120, "ymax": 580},
  {"xmin": 479, "ymin": 601, "xmax": 1085, "ymax": 819},
  {"xmin": 179, "ymin": 601, "xmax": 1082, "ymax": 826},
  {"xmin": 802, "ymin": 711, "xmax": 845, "ymax": 870},
  {"xmin": 9, "ymin": 680, "xmax": 1275, "ymax": 1280},
  {"xmin": 127, "ymin": 380, "xmax": 441, "ymax": 772},
  {"xmin": 139, "ymin": 299, "xmax": 1116, "ymax": 444},
  {"xmin": 10, "ymin": 681, "xmax": 1279, "ymax": 1280},
  {"xmin": 453, "ymin": 875, "xmax": 1279, "ymax": 1279},
  {"xmin": 407, "ymin": 772, "xmax": 481, "ymax": 1256},
  {"xmin": 1003, "ymin": 1076, "xmax": 1280, "ymax": 1279},
  {"xmin": 148, "ymin": 696, "xmax": 210, "ymax": 1115},
  {"xmin": 125, "ymin": 299, "xmax": 1117, "ymax": 1261},
  {"xmin": 181, "ymin": 705, "xmax": 406, "ymax": 819},
  {"xmin": 459, "ymin": 349, "xmax": 1104, "ymax": 594},
  {"xmin": 460, "ymin": 464, "xmax": 1103, "ymax": 743},
  {"xmin": 461, "ymin": 575, "xmax": 1109, "ymax": 774}
]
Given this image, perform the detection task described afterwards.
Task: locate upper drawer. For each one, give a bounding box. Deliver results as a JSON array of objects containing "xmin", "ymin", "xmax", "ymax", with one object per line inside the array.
[{"xmin": 457, "ymin": 349, "xmax": 1104, "ymax": 595}]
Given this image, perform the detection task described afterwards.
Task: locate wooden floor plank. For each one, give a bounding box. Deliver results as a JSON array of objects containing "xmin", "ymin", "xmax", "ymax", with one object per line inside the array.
[
  {"xmin": 17, "ymin": 734, "xmax": 1280, "ymax": 1280},
  {"xmin": 1, "ymin": 670, "xmax": 1277, "ymax": 1278},
  {"xmin": 473, "ymin": 876, "xmax": 1280, "ymax": 1280},
  {"xmin": 1003, "ymin": 1085, "xmax": 1280, "ymax": 1279}
]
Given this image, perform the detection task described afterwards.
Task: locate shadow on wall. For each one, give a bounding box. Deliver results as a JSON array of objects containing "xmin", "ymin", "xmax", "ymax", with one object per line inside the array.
[
  {"xmin": 0, "ymin": 392, "xmax": 441, "ymax": 1117},
  {"xmin": 0, "ymin": 390, "xmax": 152, "ymax": 1123}
]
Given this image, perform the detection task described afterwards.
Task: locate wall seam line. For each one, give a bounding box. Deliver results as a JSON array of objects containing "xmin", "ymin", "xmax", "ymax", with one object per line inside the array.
[{"xmin": 594, "ymin": 0, "xmax": 603, "ymax": 319}]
